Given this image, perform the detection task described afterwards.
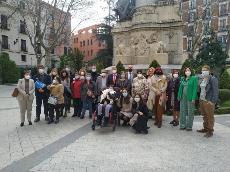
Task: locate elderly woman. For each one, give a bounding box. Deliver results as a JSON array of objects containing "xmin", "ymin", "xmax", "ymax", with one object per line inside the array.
[
  {"xmin": 47, "ymin": 77, "xmax": 64, "ymax": 124},
  {"xmin": 130, "ymin": 94, "xmax": 149, "ymax": 134},
  {"xmin": 149, "ymin": 67, "xmax": 167, "ymax": 128},
  {"xmin": 17, "ymin": 70, "xmax": 35, "ymax": 127},
  {"xmin": 146, "ymin": 67, "xmax": 155, "ymax": 112},
  {"xmin": 118, "ymin": 88, "xmax": 133, "ymax": 126},
  {"xmin": 132, "ymin": 70, "xmax": 148, "ymax": 102}
]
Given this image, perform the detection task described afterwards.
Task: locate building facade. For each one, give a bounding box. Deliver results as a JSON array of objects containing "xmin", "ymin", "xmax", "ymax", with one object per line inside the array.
[
  {"xmin": 181, "ymin": 0, "xmax": 230, "ymax": 56},
  {"xmin": 72, "ymin": 25, "xmax": 106, "ymax": 62},
  {"xmin": 0, "ymin": 0, "xmax": 71, "ymax": 68}
]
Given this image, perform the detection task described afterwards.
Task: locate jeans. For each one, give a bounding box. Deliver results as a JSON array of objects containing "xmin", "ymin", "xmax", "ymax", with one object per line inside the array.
[
  {"xmin": 36, "ymin": 96, "xmax": 49, "ymax": 118},
  {"xmin": 97, "ymin": 104, "xmax": 112, "ymax": 117},
  {"xmin": 81, "ymin": 100, "xmax": 93, "ymax": 117}
]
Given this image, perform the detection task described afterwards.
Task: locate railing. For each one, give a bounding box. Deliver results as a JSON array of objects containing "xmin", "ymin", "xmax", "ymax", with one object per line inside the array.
[{"xmin": 1, "ymin": 43, "xmax": 10, "ymax": 50}]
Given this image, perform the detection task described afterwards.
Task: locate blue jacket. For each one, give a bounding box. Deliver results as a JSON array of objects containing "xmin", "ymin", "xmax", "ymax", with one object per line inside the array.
[{"xmin": 33, "ymin": 74, "xmax": 52, "ymax": 97}]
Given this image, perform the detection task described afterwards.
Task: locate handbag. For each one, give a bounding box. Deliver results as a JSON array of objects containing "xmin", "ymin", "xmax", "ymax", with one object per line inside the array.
[
  {"xmin": 48, "ymin": 96, "xmax": 58, "ymax": 105},
  {"xmin": 12, "ymin": 88, "xmax": 19, "ymax": 97},
  {"xmin": 35, "ymin": 81, "xmax": 46, "ymax": 89}
]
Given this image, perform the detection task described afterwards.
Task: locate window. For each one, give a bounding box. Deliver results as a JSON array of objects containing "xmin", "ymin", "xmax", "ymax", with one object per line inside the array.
[
  {"xmin": 189, "ymin": 0, "xmax": 196, "ymax": 10},
  {"xmin": 0, "ymin": 15, "xmax": 8, "ymax": 30},
  {"xmin": 87, "ymin": 40, "xmax": 89, "ymax": 45},
  {"xmin": 91, "ymin": 50, "xmax": 93, "ymax": 56},
  {"xmin": 204, "ymin": 21, "xmax": 211, "ymax": 34},
  {"xmin": 218, "ymin": 35, "xmax": 227, "ymax": 48},
  {"xmin": 21, "ymin": 55, "xmax": 26, "ymax": 62},
  {"xmin": 20, "ymin": 20, "xmax": 26, "ymax": 34},
  {"xmin": 64, "ymin": 47, "xmax": 68, "ymax": 55},
  {"xmin": 80, "ymin": 41, "xmax": 82, "ymax": 47},
  {"xmin": 19, "ymin": 1, "xmax": 25, "ymax": 9},
  {"xmin": 219, "ymin": 19, "xmax": 227, "ymax": 31},
  {"xmin": 21, "ymin": 39, "xmax": 27, "ymax": 52},
  {"xmin": 91, "ymin": 39, "xmax": 93, "ymax": 45},
  {"xmin": 74, "ymin": 48, "xmax": 77, "ymax": 53},
  {"xmin": 1, "ymin": 35, "xmax": 9, "ymax": 49},
  {"xmin": 51, "ymin": 48, "xmax": 55, "ymax": 54},
  {"xmin": 188, "ymin": 25, "xmax": 194, "ymax": 36},
  {"xmin": 219, "ymin": 3, "xmax": 228, "ymax": 16},
  {"xmin": 88, "ymin": 51, "xmax": 90, "ymax": 56},
  {"xmin": 189, "ymin": 12, "xmax": 195, "ymax": 22},
  {"xmin": 188, "ymin": 40, "xmax": 193, "ymax": 51},
  {"xmin": 203, "ymin": 0, "xmax": 210, "ymax": 6},
  {"xmin": 83, "ymin": 40, "xmax": 85, "ymax": 46},
  {"xmin": 74, "ymin": 38, "xmax": 78, "ymax": 43},
  {"xmin": 98, "ymin": 42, "xmax": 101, "ymax": 47}
]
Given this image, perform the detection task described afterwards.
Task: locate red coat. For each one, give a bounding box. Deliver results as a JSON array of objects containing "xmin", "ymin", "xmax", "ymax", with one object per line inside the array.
[{"xmin": 71, "ymin": 79, "xmax": 81, "ymax": 99}]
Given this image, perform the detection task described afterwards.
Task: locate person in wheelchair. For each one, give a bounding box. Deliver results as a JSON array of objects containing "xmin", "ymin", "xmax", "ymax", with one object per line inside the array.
[{"xmin": 96, "ymin": 88, "xmax": 119, "ymax": 127}]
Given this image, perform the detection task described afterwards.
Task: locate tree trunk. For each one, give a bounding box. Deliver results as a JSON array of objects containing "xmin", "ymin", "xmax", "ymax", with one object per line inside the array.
[
  {"xmin": 45, "ymin": 50, "xmax": 51, "ymax": 68},
  {"xmin": 36, "ymin": 54, "xmax": 42, "ymax": 66}
]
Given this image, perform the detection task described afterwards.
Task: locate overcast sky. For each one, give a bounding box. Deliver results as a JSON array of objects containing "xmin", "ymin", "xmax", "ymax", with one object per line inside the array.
[{"xmin": 71, "ymin": 1, "xmax": 109, "ymax": 33}]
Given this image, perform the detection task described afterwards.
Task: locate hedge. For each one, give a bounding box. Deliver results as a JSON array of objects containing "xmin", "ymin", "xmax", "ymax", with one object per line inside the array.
[
  {"xmin": 219, "ymin": 89, "xmax": 230, "ymax": 103},
  {"xmin": 215, "ymin": 107, "xmax": 230, "ymax": 114}
]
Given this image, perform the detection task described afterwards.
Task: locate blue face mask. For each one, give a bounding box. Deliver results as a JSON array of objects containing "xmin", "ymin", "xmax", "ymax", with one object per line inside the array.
[{"xmin": 123, "ymin": 92, "xmax": 128, "ymax": 97}]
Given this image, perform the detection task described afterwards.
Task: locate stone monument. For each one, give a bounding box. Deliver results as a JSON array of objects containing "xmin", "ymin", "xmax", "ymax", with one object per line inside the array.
[{"xmin": 112, "ymin": 0, "xmax": 184, "ymax": 68}]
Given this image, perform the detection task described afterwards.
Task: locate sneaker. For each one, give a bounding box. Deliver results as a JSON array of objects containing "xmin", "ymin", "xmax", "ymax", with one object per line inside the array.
[
  {"xmin": 72, "ymin": 114, "xmax": 77, "ymax": 117},
  {"xmin": 80, "ymin": 116, "xmax": 84, "ymax": 119},
  {"xmin": 34, "ymin": 118, "xmax": 40, "ymax": 123},
  {"xmin": 186, "ymin": 128, "xmax": 192, "ymax": 131},
  {"xmin": 20, "ymin": 122, "xmax": 24, "ymax": 127},
  {"xmin": 173, "ymin": 121, "xmax": 179, "ymax": 127},
  {"xmin": 197, "ymin": 129, "xmax": 208, "ymax": 133},
  {"xmin": 55, "ymin": 119, "xmax": 59, "ymax": 124},
  {"xmin": 204, "ymin": 132, "xmax": 213, "ymax": 138},
  {"xmin": 170, "ymin": 120, "xmax": 175, "ymax": 124},
  {"xmin": 28, "ymin": 121, "xmax": 32, "ymax": 125},
  {"xmin": 180, "ymin": 128, "xmax": 186, "ymax": 130},
  {"xmin": 143, "ymin": 130, "xmax": 148, "ymax": 134}
]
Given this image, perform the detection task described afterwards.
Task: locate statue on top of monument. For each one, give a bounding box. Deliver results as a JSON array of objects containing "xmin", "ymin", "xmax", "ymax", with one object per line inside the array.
[{"xmin": 114, "ymin": 0, "xmax": 136, "ymax": 22}]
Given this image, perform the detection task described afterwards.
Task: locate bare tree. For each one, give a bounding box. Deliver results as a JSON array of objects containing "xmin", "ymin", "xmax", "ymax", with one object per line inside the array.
[{"xmin": 16, "ymin": 0, "xmax": 93, "ymax": 67}]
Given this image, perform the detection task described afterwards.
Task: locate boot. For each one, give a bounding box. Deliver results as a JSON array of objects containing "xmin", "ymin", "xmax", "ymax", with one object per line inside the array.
[
  {"xmin": 204, "ymin": 132, "xmax": 213, "ymax": 138},
  {"xmin": 28, "ymin": 121, "xmax": 32, "ymax": 125},
  {"xmin": 157, "ymin": 121, "xmax": 162, "ymax": 128},
  {"xmin": 197, "ymin": 129, "xmax": 208, "ymax": 133},
  {"xmin": 20, "ymin": 122, "xmax": 24, "ymax": 127},
  {"xmin": 55, "ymin": 119, "xmax": 59, "ymax": 124},
  {"xmin": 45, "ymin": 115, "xmax": 49, "ymax": 121},
  {"xmin": 63, "ymin": 112, "xmax": 67, "ymax": 118},
  {"xmin": 47, "ymin": 119, "xmax": 54, "ymax": 124},
  {"xmin": 170, "ymin": 120, "xmax": 175, "ymax": 124},
  {"xmin": 173, "ymin": 121, "xmax": 179, "ymax": 127},
  {"xmin": 34, "ymin": 117, "xmax": 40, "ymax": 123}
]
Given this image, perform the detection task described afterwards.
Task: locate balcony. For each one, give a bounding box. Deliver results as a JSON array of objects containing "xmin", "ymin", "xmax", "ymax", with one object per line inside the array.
[
  {"xmin": 219, "ymin": 26, "xmax": 229, "ymax": 32},
  {"xmin": 21, "ymin": 46, "xmax": 28, "ymax": 52},
  {"xmin": 19, "ymin": 27, "xmax": 27, "ymax": 34},
  {"xmin": 0, "ymin": 23, "xmax": 10, "ymax": 30},
  {"xmin": 219, "ymin": 10, "xmax": 228, "ymax": 17}
]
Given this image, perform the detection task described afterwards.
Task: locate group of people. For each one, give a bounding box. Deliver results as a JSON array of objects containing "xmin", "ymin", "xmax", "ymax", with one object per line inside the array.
[{"xmin": 16, "ymin": 63, "xmax": 218, "ymax": 137}]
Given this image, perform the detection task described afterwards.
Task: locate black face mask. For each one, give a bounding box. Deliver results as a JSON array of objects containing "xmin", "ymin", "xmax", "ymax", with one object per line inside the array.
[{"xmin": 129, "ymin": 69, "xmax": 132, "ymax": 72}]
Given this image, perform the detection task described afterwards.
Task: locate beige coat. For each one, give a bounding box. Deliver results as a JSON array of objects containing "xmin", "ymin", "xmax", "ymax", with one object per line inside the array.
[
  {"xmin": 17, "ymin": 79, "xmax": 35, "ymax": 101},
  {"xmin": 48, "ymin": 84, "xmax": 64, "ymax": 104},
  {"xmin": 147, "ymin": 75, "xmax": 167, "ymax": 109}
]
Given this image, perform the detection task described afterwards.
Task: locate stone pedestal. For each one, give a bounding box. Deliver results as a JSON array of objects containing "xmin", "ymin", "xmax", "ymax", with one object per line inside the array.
[{"xmin": 112, "ymin": 3, "xmax": 184, "ymax": 67}]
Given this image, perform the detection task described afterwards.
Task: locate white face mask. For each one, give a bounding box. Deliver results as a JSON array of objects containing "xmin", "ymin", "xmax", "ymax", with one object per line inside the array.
[
  {"xmin": 202, "ymin": 71, "xmax": 209, "ymax": 77},
  {"xmin": 101, "ymin": 73, "xmax": 106, "ymax": 77},
  {"xmin": 134, "ymin": 97, "xmax": 140, "ymax": 102},
  {"xmin": 137, "ymin": 74, "xmax": 142, "ymax": 78},
  {"xmin": 173, "ymin": 73, "xmax": 179, "ymax": 78},
  {"xmin": 112, "ymin": 70, "xmax": 117, "ymax": 74},
  {"xmin": 185, "ymin": 71, "xmax": 191, "ymax": 77},
  {"xmin": 39, "ymin": 69, "xmax": 44, "ymax": 74},
  {"xmin": 80, "ymin": 76, "xmax": 85, "ymax": 80},
  {"xmin": 52, "ymin": 80, "xmax": 57, "ymax": 84},
  {"xmin": 122, "ymin": 92, "xmax": 128, "ymax": 97},
  {"xmin": 75, "ymin": 75, "xmax": 79, "ymax": 80},
  {"xmin": 52, "ymin": 72, "xmax": 57, "ymax": 76},
  {"xmin": 25, "ymin": 75, "xmax": 30, "ymax": 80},
  {"xmin": 92, "ymin": 68, "xmax": 96, "ymax": 72},
  {"xmin": 86, "ymin": 76, "xmax": 91, "ymax": 81},
  {"xmin": 121, "ymin": 74, "xmax": 125, "ymax": 78}
]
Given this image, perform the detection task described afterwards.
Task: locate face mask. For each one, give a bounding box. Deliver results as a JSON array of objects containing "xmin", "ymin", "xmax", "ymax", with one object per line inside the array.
[
  {"xmin": 134, "ymin": 97, "xmax": 140, "ymax": 102},
  {"xmin": 25, "ymin": 75, "xmax": 30, "ymax": 80},
  {"xmin": 173, "ymin": 73, "xmax": 179, "ymax": 78},
  {"xmin": 92, "ymin": 68, "xmax": 96, "ymax": 72},
  {"xmin": 52, "ymin": 72, "xmax": 57, "ymax": 76},
  {"xmin": 52, "ymin": 80, "xmax": 57, "ymax": 84},
  {"xmin": 101, "ymin": 73, "xmax": 106, "ymax": 77},
  {"xmin": 112, "ymin": 70, "xmax": 117, "ymax": 74},
  {"xmin": 137, "ymin": 74, "xmax": 142, "ymax": 78},
  {"xmin": 185, "ymin": 71, "xmax": 191, "ymax": 77},
  {"xmin": 123, "ymin": 92, "xmax": 128, "ymax": 97},
  {"xmin": 121, "ymin": 74, "xmax": 125, "ymax": 79},
  {"xmin": 80, "ymin": 76, "xmax": 85, "ymax": 80},
  {"xmin": 66, "ymin": 68, "xmax": 70, "ymax": 72},
  {"xmin": 86, "ymin": 76, "xmax": 91, "ymax": 81},
  {"xmin": 202, "ymin": 71, "xmax": 209, "ymax": 77},
  {"xmin": 39, "ymin": 69, "xmax": 44, "ymax": 74},
  {"xmin": 75, "ymin": 75, "xmax": 79, "ymax": 79}
]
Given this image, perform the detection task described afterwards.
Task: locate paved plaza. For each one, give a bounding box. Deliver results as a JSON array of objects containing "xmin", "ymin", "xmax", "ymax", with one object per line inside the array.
[{"xmin": 0, "ymin": 85, "xmax": 230, "ymax": 172}]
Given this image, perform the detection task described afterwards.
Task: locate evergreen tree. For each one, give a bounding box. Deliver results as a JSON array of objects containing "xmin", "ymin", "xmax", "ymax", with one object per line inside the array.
[
  {"xmin": 149, "ymin": 60, "xmax": 160, "ymax": 68},
  {"xmin": 116, "ymin": 61, "xmax": 125, "ymax": 74},
  {"xmin": 220, "ymin": 69, "xmax": 230, "ymax": 90}
]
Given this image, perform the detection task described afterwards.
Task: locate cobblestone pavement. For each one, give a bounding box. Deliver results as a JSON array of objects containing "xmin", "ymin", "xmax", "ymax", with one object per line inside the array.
[{"xmin": 0, "ymin": 85, "xmax": 230, "ymax": 172}]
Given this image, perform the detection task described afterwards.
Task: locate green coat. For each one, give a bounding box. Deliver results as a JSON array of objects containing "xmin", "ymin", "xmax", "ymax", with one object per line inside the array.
[{"xmin": 178, "ymin": 76, "xmax": 198, "ymax": 101}]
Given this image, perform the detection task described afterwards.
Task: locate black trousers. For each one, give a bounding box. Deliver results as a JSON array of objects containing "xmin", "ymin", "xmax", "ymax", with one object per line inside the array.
[
  {"xmin": 133, "ymin": 115, "xmax": 148, "ymax": 132},
  {"xmin": 36, "ymin": 96, "xmax": 49, "ymax": 118},
  {"xmin": 49, "ymin": 104, "xmax": 62, "ymax": 121},
  {"xmin": 73, "ymin": 98, "xmax": 82, "ymax": 117},
  {"xmin": 61, "ymin": 95, "xmax": 71, "ymax": 115}
]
